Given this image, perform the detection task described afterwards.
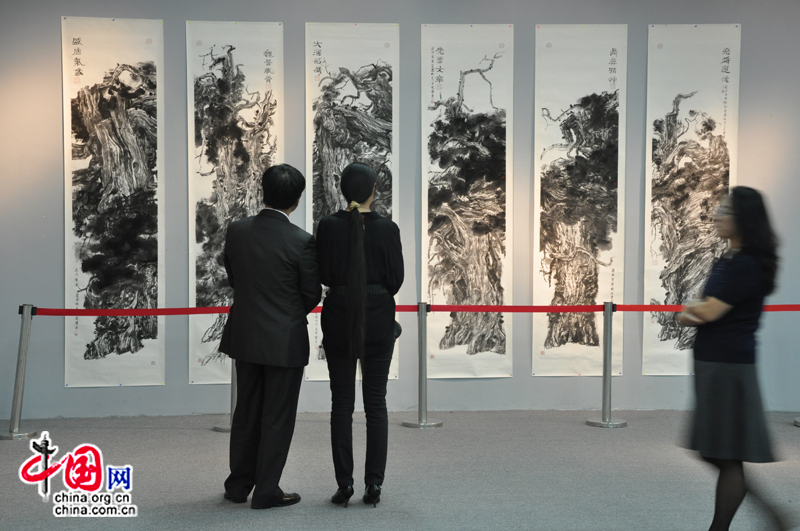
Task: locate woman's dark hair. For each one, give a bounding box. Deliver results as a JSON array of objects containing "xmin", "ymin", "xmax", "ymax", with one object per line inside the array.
[
  {"xmin": 730, "ymin": 186, "xmax": 779, "ymax": 295},
  {"xmin": 340, "ymin": 163, "xmax": 377, "ymax": 360}
]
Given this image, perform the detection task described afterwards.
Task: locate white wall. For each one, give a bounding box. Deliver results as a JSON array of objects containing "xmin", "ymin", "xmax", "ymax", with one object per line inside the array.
[{"xmin": 1, "ymin": 0, "xmax": 798, "ymax": 420}]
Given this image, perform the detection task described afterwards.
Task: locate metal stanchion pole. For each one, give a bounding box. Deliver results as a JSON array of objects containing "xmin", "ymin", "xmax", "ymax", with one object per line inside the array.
[
  {"xmin": 213, "ymin": 360, "xmax": 236, "ymax": 432},
  {"xmin": 587, "ymin": 302, "xmax": 626, "ymax": 428},
  {"xmin": 1, "ymin": 304, "xmax": 39, "ymax": 441},
  {"xmin": 403, "ymin": 302, "xmax": 442, "ymax": 428}
]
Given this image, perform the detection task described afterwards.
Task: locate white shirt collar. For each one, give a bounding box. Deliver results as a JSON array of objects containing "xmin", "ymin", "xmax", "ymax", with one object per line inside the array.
[{"xmin": 264, "ymin": 207, "xmax": 290, "ymax": 221}]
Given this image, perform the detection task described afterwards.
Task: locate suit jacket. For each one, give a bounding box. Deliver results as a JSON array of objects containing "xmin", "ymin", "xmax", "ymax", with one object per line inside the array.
[{"xmin": 219, "ymin": 209, "xmax": 322, "ymax": 367}]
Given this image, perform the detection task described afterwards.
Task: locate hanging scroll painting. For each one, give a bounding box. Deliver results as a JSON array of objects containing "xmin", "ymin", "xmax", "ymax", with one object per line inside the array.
[
  {"xmin": 62, "ymin": 17, "xmax": 165, "ymax": 387},
  {"xmin": 532, "ymin": 25, "xmax": 627, "ymax": 376},
  {"xmin": 642, "ymin": 25, "xmax": 740, "ymax": 375},
  {"xmin": 304, "ymin": 23, "xmax": 400, "ymax": 381},
  {"xmin": 187, "ymin": 21, "xmax": 284, "ymax": 384},
  {"xmin": 422, "ymin": 24, "xmax": 514, "ymax": 379}
]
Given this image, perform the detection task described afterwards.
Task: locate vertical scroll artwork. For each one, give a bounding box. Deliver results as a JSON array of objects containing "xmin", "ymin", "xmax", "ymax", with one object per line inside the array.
[
  {"xmin": 643, "ymin": 25, "xmax": 740, "ymax": 375},
  {"xmin": 422, "ymin": 24, "xmax": 514, "ymax": 378},
  {"xmin": 187, "ymin": 21, "xmax": 284, "ymax": 384},
  {"xmin": 62, "ymin": 17, "xmax": 165, "ymax": 387},
  {"xmin": 304, "ymin": 23, "xmax": 400, "ymax": 381},
  {"xmin": 532, "ymin": 25, "xmax": 627, "ymax": 376}
]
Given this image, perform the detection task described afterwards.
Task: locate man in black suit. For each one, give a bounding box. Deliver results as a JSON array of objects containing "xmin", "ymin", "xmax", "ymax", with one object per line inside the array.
[{"xmin": 220, "ymin": 164, "xmax": 322, "ymax": 509}]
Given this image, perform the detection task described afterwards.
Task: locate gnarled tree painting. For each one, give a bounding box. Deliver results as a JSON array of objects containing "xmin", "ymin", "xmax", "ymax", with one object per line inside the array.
[
  {"xmin": 532, "ymin": 24, "xmax": 626, "ymax": 377},
  {"xmin": 642, "ymin": 24, "xmax": 740, "ymax": 375},
  {"xmin": 311, "ymin": 61, "xmax": 393, "ymax": 232},
  {"xmin": 71, "ymin": 62, "xmax": 159, "ymax": 360},
  {"xmin": 186, "ymin": 22, "xmax": 284, "ymax": 384},
  {"xmin": 303, "ymin": 23, "xmax": 400, "ymax": 382},
  {"xmin": 538, "ymin": 91, "xmax": 619, "ymax": 349},
  {"xmin": 193, "ymin": 44, "xmax": 278, "ymax": 365},
  {"xmin": 422, "ymin": 24, "xmax": 513, "ymax": 378},
  {"xmin": 63, "ymin": 17, "xmax": 164, "ymax": 387},
  {"xmin": 427, "ymin": 53, "xmax": 507, "ymax": 356},
  {"xmin": 649, "ymin": 92, "xmax": 729, "ymax": 349}
]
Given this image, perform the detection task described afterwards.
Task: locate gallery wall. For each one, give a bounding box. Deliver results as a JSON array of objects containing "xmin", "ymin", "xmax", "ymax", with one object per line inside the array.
[{"xmin": 1, "ymin": 0, "xmax": 799, "ymax": 419}]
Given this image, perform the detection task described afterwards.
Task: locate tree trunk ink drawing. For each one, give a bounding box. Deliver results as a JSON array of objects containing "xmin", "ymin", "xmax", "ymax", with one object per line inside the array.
[
  {"xmin": 538, "ymin": 91, "xmax": 619, "ymax": 348},
  {"xmin": 649, "ymin": 92, "xmax": 729, "ymax": 350},
  {"xmin": 193, "ymin": 45, "xmax": 279, "ymax": 365},
  {"xmin": 427, "ymin": 53, "xmax": 507, "ymax": 355},
  {"xmin": 70, "ymin": 62, "xmax": 159, "ymax": 360},
  {"xmin": 311, "ymin": 62, "xmax": 394, "ymax": 233}
]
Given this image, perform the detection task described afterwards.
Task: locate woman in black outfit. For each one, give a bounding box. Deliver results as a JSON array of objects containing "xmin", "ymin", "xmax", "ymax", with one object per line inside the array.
[
  {"xmin": 316, "ymin": 163, "xmax": 404, "ymax": 508},
  {"xmin": 678, "ymin": 186, "xmax": 787, "ymax": 531}
]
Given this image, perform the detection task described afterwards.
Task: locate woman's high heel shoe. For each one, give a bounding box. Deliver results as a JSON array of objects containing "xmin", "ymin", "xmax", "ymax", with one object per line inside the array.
[
  {"xmin": 363, "ymin": 484, "xmax": 381, "ymax": 507},
  {"xmin": 330, "ymin": 486, "xmax": 354, "ymax": 507}
]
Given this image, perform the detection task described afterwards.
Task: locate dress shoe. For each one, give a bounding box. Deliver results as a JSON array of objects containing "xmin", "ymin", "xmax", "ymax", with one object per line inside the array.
[
  {"xmin": 330, "ymin": 485, "xmax": 355, "ymax": 507},
  {"xmin": 223, "ymin": 491, "xmax": 247, "ymax": 504},
  {"xmin": 252, "ymin": 489, "xmax": 301, "ymax": 509},
  {"xmin": 273, "ymin": 491, "xmax": 301, "ymax": 507},
  {"xmin": 363, "ymin": 484, "xmax": 381, "ymax": 507}
]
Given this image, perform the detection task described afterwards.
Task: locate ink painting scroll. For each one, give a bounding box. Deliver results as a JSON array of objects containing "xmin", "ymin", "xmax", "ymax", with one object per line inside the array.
[
  {"xmin": 642, "ymin": 25, "xmax": 740, "ymax": 375},
  {"xmin": 422, "ymin": 24, "xmax": 514, "ymax": 378},
  {"xmin": 187, "ymin": 21, "xmax": 284, "ymax": 384},
  {"xmin": 62, "ymin": 17, "xmax": 165, "ymax": 387},
  {"xmin": 304, "ymin": 23, "xmax": 400, "ymax": 381},
  {"xmin": 532, "ymin": 25, "xmax": 627, "ymax": 376}
]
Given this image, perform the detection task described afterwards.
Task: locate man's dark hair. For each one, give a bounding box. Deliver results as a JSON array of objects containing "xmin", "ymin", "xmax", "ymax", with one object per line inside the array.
[{"xmin": 262, "ymin": 164, "xmax": 305, "ymax": 210}]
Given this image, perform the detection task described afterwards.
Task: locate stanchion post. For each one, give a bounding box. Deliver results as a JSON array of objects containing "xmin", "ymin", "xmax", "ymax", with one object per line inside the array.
[
  {"xmin": 213, "ymin": 360, "xmax": 236, "ymax": 433},
  {"xmin": 586, "ymin": 302, "xmax": 626, "ymax": 428},
  {"xmin": 794, "ymin": 417, "xmax": 799, "ymax": 428},
  {"xmin": 1, "ymin": 304, "xmax": 39, "ymax": 441},
  {"xmin": 403, "ymin": 302, "xmax": 442, "ymax": 428}
]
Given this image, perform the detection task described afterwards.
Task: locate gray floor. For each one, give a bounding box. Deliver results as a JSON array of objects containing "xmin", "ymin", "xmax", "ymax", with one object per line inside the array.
[{"xmin": 1, "ymin": 410, "xmax": 798, "ymax": 530}]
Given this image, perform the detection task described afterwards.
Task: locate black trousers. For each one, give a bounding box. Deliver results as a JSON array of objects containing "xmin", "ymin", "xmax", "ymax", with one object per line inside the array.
[
  {"xmin": 224, "ymin": 360, "xmax": 304, "ymax": 508},
  {"xmin": 326, "ymin": 348, "xmax": 393, "ymax": 488}
]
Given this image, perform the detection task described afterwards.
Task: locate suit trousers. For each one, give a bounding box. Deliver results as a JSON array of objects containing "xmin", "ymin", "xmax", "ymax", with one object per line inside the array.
[
  {"xmin": 326, "ymin": 348, "xmax": 393, "ymax": 488},
  {"xmin": 225, "ymin": 360, "xmax": 304, "ymax": 508}
]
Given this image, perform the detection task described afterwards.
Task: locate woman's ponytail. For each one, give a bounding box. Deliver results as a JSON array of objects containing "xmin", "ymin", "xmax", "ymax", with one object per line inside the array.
[
  {"xmin": 345, "ymin": 204, "xmax": 367, "ymax": 361},
  {"xmin": 340, "ymin": 163, "xmax": 377, "ymax": 361}
]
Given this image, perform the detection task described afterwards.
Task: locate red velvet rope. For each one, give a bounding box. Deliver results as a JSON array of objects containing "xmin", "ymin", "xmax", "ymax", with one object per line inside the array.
[
  {"xmin": 35, "ymin": 307, "xmax": 231, "ymax": 316},
  {"xmin": 756, "ymin": 304, "xmax": 800, "ymax": 312},
  {"xmin": 429, "ymin": 304, "xmax": 605, "ymax": 313},
  {"xmin": 33, "ymin": 305, "xmax": 420, "ymax": 317},
  {"xmin": 616, "ymin": 304, "xmax": 682, "ymax": 312},
  {"xmin": 28, "ymin": 303, "xmax": 800, "ymax": 317},
  {"xmin": 616, "ymin": 304, "xmax": 800, "ymax": 313}
]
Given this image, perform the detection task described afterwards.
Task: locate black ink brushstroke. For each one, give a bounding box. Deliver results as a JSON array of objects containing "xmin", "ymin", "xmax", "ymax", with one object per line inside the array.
[
  {"xmin": 427, "ymin": 53, "xmax": 507, "ymax": 355},
  {"xmin": 71, "ymin": 62, "xmax": 159, "ymax": 359},
  {"xmin": 539, "ymin": 91, "xmax": 619, "ymax": 348},
  {"xmin": 194, "ymin": 45, "xmax": 278, "ymax": 364},
  {"xmin": 650, "ymin": 92, "xmax": 729, "ymax": 349},
  {"xmin": 311, "ymin": 62, "xmax": 393, "ymax": 233}
]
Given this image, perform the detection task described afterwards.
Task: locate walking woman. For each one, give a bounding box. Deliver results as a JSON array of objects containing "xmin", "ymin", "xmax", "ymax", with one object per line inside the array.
[
  {"xmin": 316, "ymin": 163, "xmax": 404, "ymax": 507},
  {"xmin": 678, "ymin": 186, "xmax": 787, "ymax": 531}
]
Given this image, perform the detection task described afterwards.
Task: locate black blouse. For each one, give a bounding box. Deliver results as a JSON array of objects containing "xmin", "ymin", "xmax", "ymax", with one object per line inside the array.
[
  {"xmin": 693, "ymin": 252, "xmax": 766, "ymax": 364},
  {"xmin": 316, "ymin": 210, "xmax": 404, "ymax": 356}
]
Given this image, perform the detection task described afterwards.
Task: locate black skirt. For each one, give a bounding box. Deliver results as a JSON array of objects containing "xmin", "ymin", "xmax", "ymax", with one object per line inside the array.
[{"xmin": 689, "ymin": 360, "xmax": 775, "ymax": 462}]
